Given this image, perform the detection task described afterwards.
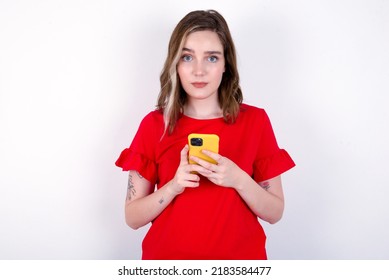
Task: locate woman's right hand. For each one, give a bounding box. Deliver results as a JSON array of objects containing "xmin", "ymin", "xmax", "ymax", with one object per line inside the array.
[
  {"xmin": 168, "ymin": 144, "xmax": 211, "ymax": 195},
  {"xmin": 124, "ymin": 145, "xmax": 211, "ymax": 229}
]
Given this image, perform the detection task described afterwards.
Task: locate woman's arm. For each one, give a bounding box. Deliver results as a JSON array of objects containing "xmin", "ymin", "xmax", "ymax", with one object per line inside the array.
[
  {"xmin": 191, "ymin": 150, "xmax": 285, "ymax": 224},
  {"xmin": 125, "ymin": 145, "xmax": 212, "ymax": 229},
  {"xmin": 235, "ymin": 174, "xmax": 284, "ymax": 224},
  {"xmin": 124, "ymin": 170, "xmax": 177, "ymax": 229}
]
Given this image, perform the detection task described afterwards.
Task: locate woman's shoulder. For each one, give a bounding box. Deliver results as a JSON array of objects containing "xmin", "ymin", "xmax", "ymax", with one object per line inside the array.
[
  {"xmin": 240, "ymin": 103, "xmax": 267, "ymax": 118},
  {"xmin": 134, "ymin": 109, "xmax": 164, "ymax": 140},
  {"xmin": 140, "ymin": 109, "xmax": 164, "ymax": 125},
  {"xmin": 135, "ymin": 110, "xmax": 165, "ymax": 137}
]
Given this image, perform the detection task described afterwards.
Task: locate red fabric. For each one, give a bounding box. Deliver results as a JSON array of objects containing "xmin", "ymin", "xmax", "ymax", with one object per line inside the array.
[{"xmin": 116, "ymin": 103, "xmax": 295, "ymax": 259}]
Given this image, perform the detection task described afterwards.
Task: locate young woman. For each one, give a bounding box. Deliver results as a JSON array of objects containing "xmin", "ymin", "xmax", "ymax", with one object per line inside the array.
[{"xmin": 116, "ymin": 10, "xmax": 295, "ymax": 260}]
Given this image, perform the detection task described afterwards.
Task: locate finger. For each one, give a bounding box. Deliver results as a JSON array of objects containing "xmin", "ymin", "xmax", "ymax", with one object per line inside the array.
[
  {"xmin": 201, "ymin": 149, "xmax": 223, "ymax": 164},
  {"xmin": 190, "ymin": 163, "xmax": 213, "ymax": 174},
  {"xmin": 197, "ymin": 171, "xmax": 221, "ymax": 187},
  {"xmin": 179, "ymin": 144, "xmax": 189, "ymax": 165},
  {"xmin": 189, "ymin": 156, "xmax": 218, "ymax": 172},
  {"xmin": 197, "ymin": 170, "xmax": 215, "ymax": 179},
  {"xmin": 185, "ymin": 173, "xmax": 200, "ymax": 182},
  {"xmin": 184, "ymin": 181, "xmax": 200, "ymax": 188}
]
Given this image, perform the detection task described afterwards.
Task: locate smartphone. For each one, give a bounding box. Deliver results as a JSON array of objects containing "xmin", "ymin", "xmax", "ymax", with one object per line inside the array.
[{"xmin": 188, "ymin": 133, "xmax": 219, "ymax": 165}]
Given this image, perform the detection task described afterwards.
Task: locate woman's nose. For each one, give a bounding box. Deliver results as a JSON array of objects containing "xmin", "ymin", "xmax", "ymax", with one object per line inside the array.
[{"xmin": 193, "ymin": 61, "xmax": 206, "ymax": 76}]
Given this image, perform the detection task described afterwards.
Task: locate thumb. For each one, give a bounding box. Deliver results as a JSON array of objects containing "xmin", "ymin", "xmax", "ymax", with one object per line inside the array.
[{"xmin": 179, "ymin": 144, "xmax": 189, "ymax": 165}]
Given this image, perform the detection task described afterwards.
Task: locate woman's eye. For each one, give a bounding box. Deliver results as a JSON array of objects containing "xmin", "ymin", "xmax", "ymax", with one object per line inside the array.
[
  {"xmin": 182, "ymin": 55, "xmax": 193, "ymax": 62},
  {"xmin": 208, "ymin": 56, "xmax": 218, "ymax": 63}
]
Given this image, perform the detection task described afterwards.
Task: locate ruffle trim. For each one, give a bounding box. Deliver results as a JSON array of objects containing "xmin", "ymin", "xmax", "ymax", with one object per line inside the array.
[
  {"xmin": 254, "ymin": 149, "xmax": 295, "ymax": 182},
  {"xmin": 115, "ymin": 148, "xmax": 157, "ymax": 185}
]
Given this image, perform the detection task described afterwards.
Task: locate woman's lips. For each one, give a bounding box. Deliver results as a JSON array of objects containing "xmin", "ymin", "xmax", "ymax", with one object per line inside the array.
[{"xmin": 192, "ymin": 82, "xmax": 208, "ymax": 88}]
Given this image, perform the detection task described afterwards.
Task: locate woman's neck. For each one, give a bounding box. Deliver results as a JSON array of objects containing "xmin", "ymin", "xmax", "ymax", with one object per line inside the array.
[{"xmin": 183, "ymin": 99, "xmax": 222, "ymax": 119}]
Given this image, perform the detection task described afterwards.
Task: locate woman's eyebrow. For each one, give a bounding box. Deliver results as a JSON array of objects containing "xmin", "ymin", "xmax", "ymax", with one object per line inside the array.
[
  {"xmin": 182, "ymin": 47, "xmax": 194, "ymax": 53},
  {"xmin": 205, "ymin": 50, "xmax": 223, "ymax": 55},
  {"xmin": 182, "ymin": 47, "xmax": 222, "ymax": 55}
]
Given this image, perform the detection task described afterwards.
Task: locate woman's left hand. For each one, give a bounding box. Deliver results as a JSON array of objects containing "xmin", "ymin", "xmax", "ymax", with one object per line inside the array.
[
  {"xmin": 189, "ymin": 150, "xmax": 246, "ymax": 189},
  {"xmin": 191, "ymin": 150, "xmax": 285, "ymax": 224}
]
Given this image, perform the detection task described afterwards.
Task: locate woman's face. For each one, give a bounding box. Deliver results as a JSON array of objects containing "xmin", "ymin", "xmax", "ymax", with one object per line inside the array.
[{"xmin": 177, "ymin": 30, "xmax": 225, "ymax": 103}]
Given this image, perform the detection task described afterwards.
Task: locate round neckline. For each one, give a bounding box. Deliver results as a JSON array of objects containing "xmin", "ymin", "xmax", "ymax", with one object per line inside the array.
[{"xmin": 180, "ymin": 113, "xmax": 224, "ymax": 121}]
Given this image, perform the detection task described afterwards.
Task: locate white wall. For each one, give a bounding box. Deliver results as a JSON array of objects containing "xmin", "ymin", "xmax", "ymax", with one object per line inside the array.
[{"xmin": 1, "ymin": 0, "xmax": 388, "ymax": 259}]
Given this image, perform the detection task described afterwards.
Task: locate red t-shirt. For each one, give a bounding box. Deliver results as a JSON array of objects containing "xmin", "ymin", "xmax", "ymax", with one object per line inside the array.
[{"xmin": 116, "ymin": 103, "xmax": 295, "ymax": 259}]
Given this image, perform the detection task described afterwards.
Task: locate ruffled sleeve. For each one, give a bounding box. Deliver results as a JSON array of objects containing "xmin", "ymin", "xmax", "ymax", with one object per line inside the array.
[
  {"xmin": 115, "ymin": 148, "xmax": 157, "ymax": 185},
  {"xmin": 253, "ymin": 149, "xmax": 295, "ymax": 182},
  {"xmin": 253, "ymin": 110, "xmax": 295, "ymax": 182},
  {"xmin": 115, "ymin": 112, "xmax": 160, "ymax": 185}
]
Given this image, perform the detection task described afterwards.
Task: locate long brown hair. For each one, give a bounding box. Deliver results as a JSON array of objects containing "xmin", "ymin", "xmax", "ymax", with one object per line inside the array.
[{"xmin": 157, "ymin": 10, "xmax": 243, "ymax": 135}]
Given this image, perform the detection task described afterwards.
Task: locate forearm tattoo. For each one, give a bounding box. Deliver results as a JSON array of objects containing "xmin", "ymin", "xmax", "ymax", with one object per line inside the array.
[
  {"xmin": 260, "ymin": 181, "xmax": 271, "ymax": 191},
  {"xmin": 158, "ymin": 197, "xmax": 164, "ymax": 204},
  {"xmin": 127, "ymin": 174, "xmax": 136, "ymax": 200}
]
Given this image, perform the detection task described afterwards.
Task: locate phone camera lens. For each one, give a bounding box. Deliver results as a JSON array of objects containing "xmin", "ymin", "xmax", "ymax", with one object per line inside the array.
[{"xmin": 190, "ymin": 138, "xmax": 203, "ymax": 146}]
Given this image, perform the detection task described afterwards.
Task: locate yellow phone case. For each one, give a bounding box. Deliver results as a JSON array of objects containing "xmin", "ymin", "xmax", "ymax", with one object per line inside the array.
[{"xmin": 188, "ymin": 133, "xmax": 219, "ymax": 165}]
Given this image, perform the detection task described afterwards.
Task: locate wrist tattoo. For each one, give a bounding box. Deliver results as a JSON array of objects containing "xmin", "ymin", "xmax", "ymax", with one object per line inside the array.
[
  {"xmin": 158, "ymin": 197, "xmax": 164, "ymax": 204},
  {"xmin": 127, "ymin": 174, "xmax": 136, "ymax": 200},
  {"xmin": 260, "ymin": 181, "xmax": 271, "ymax": 191}
]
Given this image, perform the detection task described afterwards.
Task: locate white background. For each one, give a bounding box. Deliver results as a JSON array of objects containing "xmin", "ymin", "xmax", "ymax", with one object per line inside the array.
[{"xmin": 1, "ymin": 0, "xmax": 388, "ymax": 259}]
